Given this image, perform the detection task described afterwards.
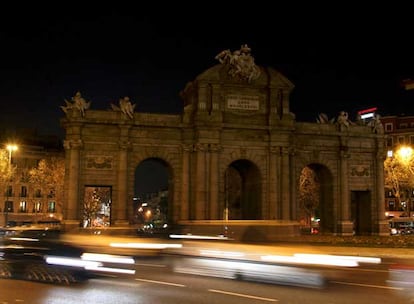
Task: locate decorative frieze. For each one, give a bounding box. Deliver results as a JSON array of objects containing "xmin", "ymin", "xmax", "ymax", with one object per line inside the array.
[
  {"xmin": 350, "ymin": 165, "xmax": 370, "ymax": 177},
  {"xmin": 86, "ymin": 156, "xmax": 113, "ymax": 169}
]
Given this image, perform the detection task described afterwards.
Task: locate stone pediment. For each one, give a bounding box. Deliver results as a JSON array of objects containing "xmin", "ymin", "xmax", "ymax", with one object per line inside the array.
[{"xmin": 181, "ymin": 61, "xmax": 295, "ymax": 126}]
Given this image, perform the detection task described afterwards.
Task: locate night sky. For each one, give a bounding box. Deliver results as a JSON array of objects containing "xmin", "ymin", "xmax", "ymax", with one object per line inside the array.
[{"xmin": 1, "ymin": 6, "xmax": 414, "ymax": 140}]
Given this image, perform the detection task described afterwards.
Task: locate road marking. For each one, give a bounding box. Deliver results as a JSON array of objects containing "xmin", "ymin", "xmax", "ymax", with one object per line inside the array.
[
  {"xmin": 208, "ymin": 289, "xmax": 278, "ymax": 302},
  {"xmin": 135, "ymin": 263, "xmax": 166, "ymax": 268},
  {"xmin": 331, "ymin": 281, "xmax": 403, "ymax": 290},
  {"xmin": 135, "ymin": 278, "xmax": 185, "ymax": 287}
]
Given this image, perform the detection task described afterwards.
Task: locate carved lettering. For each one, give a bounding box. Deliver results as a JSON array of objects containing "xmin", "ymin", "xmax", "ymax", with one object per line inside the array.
[{"xmin": 226, "ymin": 94, "xmax": 259, "ymax": 110}]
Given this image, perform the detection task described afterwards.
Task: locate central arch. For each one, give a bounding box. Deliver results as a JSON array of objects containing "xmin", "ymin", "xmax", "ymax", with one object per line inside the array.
[{"xmin": 225, "ymin": 159, "xmax": 262, "ymax": 220}]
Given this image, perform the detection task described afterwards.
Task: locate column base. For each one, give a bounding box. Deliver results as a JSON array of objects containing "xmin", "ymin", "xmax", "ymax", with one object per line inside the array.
[
  {"xmin": 113, "ymin": 220, "xmax": 129, "ymax": 227},
  {"xmin": 61, "ymin": 220, "xmax": 81, "ymax": 232},
  {"xmin": 337, "ymin": 220, "xmax": 354, "ymax": 236},
  {"xmin": 376, "ymin": 219, "xmax": 390, "ymax": 236}
]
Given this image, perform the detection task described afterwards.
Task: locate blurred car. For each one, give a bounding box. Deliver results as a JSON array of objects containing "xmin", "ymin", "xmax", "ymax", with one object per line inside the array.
[
  {"xmin": 0, "ymin": 226, "xmax": 90, "ymax": 284},
  {"xmin": 0, "ymin": 226, "xmax": 136, "ymax": 284},
  {"xmin": 389, "ymin": 218, "xmax": 414, "ymax": 235}
]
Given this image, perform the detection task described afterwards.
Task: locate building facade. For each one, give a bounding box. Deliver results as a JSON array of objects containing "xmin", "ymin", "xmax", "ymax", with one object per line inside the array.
[
  {"xmin": 381, "ymin": 114, "xmax": 414, "ymax": 218},
  {"xmin": 0, "ymin": 130, "xmax": 64, "ymax": 226},
  {"xmin": 60, "ymin": 47, "xmax": 389, "ymax": 238}
]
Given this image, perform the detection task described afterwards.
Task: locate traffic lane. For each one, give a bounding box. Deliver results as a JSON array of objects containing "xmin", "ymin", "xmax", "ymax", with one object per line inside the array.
[
  {"xmin": 136, "ymin": 255, "xmax": 403, "ymax": 295},
  {"xmin": 131, "ymin": 263, "xmax": 405, "ymax": 304},
  {"xmin": 0, "ymin": 268, "xmax": 404, "ymax": 304}
]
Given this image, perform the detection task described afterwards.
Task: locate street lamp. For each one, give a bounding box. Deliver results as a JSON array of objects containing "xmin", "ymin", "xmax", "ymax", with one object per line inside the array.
[
  {"xmin": 6, "ymin": 144, "xmax": 18, "ymax": 164},
  {"xmin": 396, "ymin": 145, "xmax": 413, "ymax": 165},
  {"xmin": 4, "ymin": 144, "xmax": 17, "ymax": 227}
]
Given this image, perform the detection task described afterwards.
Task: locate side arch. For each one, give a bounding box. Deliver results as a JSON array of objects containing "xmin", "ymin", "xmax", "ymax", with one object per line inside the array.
[{"xmin": 297, "ymin": 162, "xmax": 335, "ymax": 234}]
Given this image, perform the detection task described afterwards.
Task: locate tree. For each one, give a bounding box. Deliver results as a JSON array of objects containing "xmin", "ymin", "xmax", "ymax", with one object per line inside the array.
[
  {"xmin": 0, "ymin": 149, "xmax": 15, "ymax": 183},
  {"xmin": 29, "ymin": 157, "xmax": 65, "ymax": 213},
  {"xmin": 83, "ymin": 187, "xmax": 110, "ymax": 227},
  {"xmin": 299, "ymin": 166, "xmax": 320, "ymax": 226},
  {"xmin": 384, "ymin": 146, "xmax": 414, "ymax": 215},
  {"xmin": 0, "ymin": 149, "xmax": 17, "ymax": 212}
]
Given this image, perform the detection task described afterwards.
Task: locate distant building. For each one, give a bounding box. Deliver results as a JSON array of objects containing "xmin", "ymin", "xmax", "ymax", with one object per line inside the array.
[
  {"xmin": 381, "ymin": 114, "xmax": 414, "ymax": 218},
  {"xmin": 0, "ymin": 129, "xmax": 64, "ymax": 227},
  {"xmin": 381, "ymin": 114, "xmax": 414, "ymax": 149}
]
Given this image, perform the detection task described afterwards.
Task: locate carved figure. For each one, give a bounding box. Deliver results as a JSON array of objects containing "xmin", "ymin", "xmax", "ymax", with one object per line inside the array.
[
  {"xmin": 316, "ymin": 113, "xmax": 334, "ymax": 124},
  {"xmin": 111, "ymin": 96, "xmax": 136, "ymax": 119},
  {"xmin": 215, "ymin": 44, "xmax": 261, "ymax": 82},
  {"xmin": 337, "ymin": 111, "xmax": 352, "ymax": 128},
  {"xmin": 61, "ymin": 91, "xmax": 91, "ymax": 117},
  {"xmin": 368, "ymin": 114, "xmax": 383, "ymax": 133}
]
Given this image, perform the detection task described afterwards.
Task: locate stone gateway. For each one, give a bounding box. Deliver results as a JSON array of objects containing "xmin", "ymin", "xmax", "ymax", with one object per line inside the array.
[{"xmin": 60, "ymin": 46, "xmax": 389, "ymax": 239}]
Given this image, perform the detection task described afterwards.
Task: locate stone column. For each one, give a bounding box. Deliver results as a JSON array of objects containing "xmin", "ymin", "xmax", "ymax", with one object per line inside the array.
[
  {"xmin": 180, "ymin": 144, "xmax": 192, "ymax": 220},
  {"xmin": 339, "ymin": 149, "xmax": 353, "ymax": 235},
  {"xmin": 195, "ymin": 143, "xmax": 207, "ymax": 219},
  {"xmin": 269, "ymin": 146, "xmax": 279, "ymax": 219},
  {"xmin": 115, "ymin": 140, "xmax": 130, "ymax": 226},
  {"xmin": 63, "ymin": 139, "xmax": 82, "ymax": 227},
  {"xmin": 340, "ymin": 150, "xmax": 350, "ymax": 220},
  {"xmin": 281, "ymin": 147, "xmax": 291, "ymax": 220},
  {"xmin": 376, "ymin": 150, "xmax": 389, "ymax": 235},
  {"xmin": 209, "ymin": 144, "xmax": 221, "ymax": 219}
]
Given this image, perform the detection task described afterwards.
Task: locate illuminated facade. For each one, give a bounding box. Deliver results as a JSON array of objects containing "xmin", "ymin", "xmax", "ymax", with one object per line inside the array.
[
  {"xmin": 0, "ymin": 130, "xmax": 63, "ymax": 226},
  {"xmin": 60, "ymin": 56, "xmax": 389, "ymax": 238},
  {"xmin": 381, "ymin": 114, "xmax": 414, "ymax": 218}
]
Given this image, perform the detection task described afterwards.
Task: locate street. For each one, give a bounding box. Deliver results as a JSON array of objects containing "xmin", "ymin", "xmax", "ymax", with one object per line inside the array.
[{"xmin": 0, "ymin": 254, "xmax": 412, "ymax": 304}]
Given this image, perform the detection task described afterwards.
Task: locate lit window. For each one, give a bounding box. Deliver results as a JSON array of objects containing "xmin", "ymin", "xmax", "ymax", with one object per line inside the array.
[
  {"xmin": 48, "ymin": 201, "xmax": 56, "ymax": 213},
  {"xmin": 34, "ymin": 202, "xmax": 42, "ymax": 212},
  {"xmin": 19, "ymin": 201, "xmax": 27, "ymax": 212}
]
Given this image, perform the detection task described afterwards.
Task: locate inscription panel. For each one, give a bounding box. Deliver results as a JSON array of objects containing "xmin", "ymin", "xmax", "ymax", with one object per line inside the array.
[{"xmin": 226, "ymin": 94, "xmax": 260, "ymax": 111}]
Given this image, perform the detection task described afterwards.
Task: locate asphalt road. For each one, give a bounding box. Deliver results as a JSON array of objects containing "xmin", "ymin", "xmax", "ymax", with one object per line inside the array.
[{"xmin": 1, "ymin": 253, "xmax": 413, "ymax": 304}]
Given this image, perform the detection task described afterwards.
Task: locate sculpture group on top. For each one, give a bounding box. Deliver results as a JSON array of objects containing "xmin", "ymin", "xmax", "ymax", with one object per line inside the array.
[
  {"xmin": 61, "ymin": 92, "xmax": 136, "ymax": 119},
  {"xmin": 111, "ymin": 96, "xmax": 136, "ymax": 119},
  {"xmin": 61, "ymin": 91, "xmax": 91, "ymax": 117},
  {"xmin": 316, "ymin": 111, "xmax": 383, "ymax": 133},
  {"xmin": 215, "ymin": 44, "xmax": 261, "ymax": 83}
]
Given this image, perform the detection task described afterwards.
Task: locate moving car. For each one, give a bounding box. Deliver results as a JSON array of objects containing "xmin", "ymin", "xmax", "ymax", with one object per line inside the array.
[
  {"xmin": 0, "ymin": 226, "xmax": 136, "ymax": 284},
  {"xmin": 0, "ymin": 226, "xmax": 90, "ymax": 284}
]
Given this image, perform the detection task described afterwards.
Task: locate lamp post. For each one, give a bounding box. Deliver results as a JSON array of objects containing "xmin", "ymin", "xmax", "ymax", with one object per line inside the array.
[
  {"xmin": 6, "ymin": 144, "xmax": 18, "ymax": 165},
  {"xmin": 4, "ymin": 144, "xmax": 17, "ymax": 227}
]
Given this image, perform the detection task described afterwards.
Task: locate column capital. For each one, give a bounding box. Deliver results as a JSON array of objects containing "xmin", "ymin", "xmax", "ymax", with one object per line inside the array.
[
  {"xmin": 209, "ymin": 144, "xmax": 222, "ymax": 153},
  {"xmin": 182, "ymin": 144, "xmax": 194, "ymax": 153},
  {"xmin": 118, "ymin": 140, "xmax": 131, "ymax": 150},
  {"xmin": 194, "ymin": 143, "xmax": 208, "ymax": 152},
  {"xmin": 270, "ymin": 146, "xmax": 280, "ymax": 154},
  {"xmin": 281, "ymin": 146, "xmax": 294, "ymax": 156},
  {"xmin": 63, "ymin": 139, "xmax": 83, "ymax": 150}
]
